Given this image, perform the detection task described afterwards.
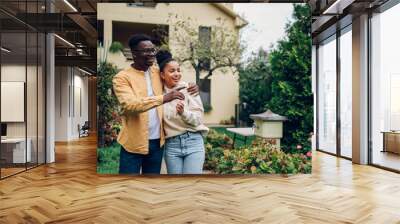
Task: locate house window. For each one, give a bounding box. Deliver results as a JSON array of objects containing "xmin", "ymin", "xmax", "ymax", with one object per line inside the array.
[
  {"xmin": 111, "ymin": 22, "xmax": 168, "ymax": 47},
  {"xmin": 126, "ymin": 3, "xmax": 157, "ymax": 8},
  {"xmin": 199, "ymin": 78, "xmax": 211, "ymax": 110},
  {"xmin": 198, "ymin": 26, "xmax": 211, "ymax": 70},
  {"xmin": 98, "ymin": 20, "xmax": 104, "ymax": 47}
]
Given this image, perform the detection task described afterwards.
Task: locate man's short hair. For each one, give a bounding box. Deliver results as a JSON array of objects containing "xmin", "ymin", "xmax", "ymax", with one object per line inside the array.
[{"xmin": 128, "ymin": 34, "xmax": 152, "ymax": 50}]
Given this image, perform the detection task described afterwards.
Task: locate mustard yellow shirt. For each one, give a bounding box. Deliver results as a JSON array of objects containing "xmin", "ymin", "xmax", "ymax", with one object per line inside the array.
[{"xmin": 112, "ymin": 65, "xmax": 165, "ymax": 154}]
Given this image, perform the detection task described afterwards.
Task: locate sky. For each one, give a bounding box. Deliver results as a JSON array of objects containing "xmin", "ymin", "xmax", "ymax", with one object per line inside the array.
[{"xmin": 233, "ymin": 3, "xmax": 294, "ymax": 61}]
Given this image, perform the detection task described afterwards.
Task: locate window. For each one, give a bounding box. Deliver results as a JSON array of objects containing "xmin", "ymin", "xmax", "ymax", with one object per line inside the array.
[
  {"xmin": 98, "ymin": 20, "xmax": 104, "ymax": 47},
  {"xmin": 390, "ymin": 75, "xmax": 400, "ymax": 130},
  {"xmin": 370, "ymin": 3, "xmax": 400, "ymax": 171},
  {"xmin": 126, "ymin": 3, "xmax": 157, "ymax": 8},
  {"xmin": 112, "ymin": 21, "xmax": 168, "ymax": 60},
  {"xmin": 317, "ymin": 35, "xmax": 337, "ymax": 154},
  {"xmin": 199, "ymin": 78, "xmax": 211, "ymax": 110},
  {"xmin": 0, "ymin": 4, "xmax": 46, "ymax": 179},
  {"xmin": 198, "ymin": 26, "xmax": 211, "ymax": 70},
  {"xmin": 112, "ymin": 21, "xmax": 136, "ymax": 48},
  {"xmin": 339, "ymin": 26, "xmax": 352, "ymax": 158}
]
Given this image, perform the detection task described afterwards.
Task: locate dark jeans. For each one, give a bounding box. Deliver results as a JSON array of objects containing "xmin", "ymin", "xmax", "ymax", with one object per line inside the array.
[{"xmin": 119, "ymin": 139, "xmax": 164, "ymax": 174}]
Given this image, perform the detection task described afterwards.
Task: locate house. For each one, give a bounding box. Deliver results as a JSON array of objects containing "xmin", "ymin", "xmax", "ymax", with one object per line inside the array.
[{"xmin": 97, "ymin": 3, "xmax": 248, "ymax": 125}]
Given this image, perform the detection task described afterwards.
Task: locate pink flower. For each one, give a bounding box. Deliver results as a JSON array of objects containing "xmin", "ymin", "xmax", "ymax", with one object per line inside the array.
[
  {"xmin": 296, "ymin": 145, "xmax": 302, "ymax": 150},
  {"xmin": 306, "ymin": 151, "xmax": 312, "ymax": 158}
]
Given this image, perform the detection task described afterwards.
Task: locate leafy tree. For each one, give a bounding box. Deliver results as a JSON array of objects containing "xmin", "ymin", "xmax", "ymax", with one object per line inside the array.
[
  {"xmin": 267, "ymin": 4, "xmax": 312, "ymax": 154},
  {"xmin": 238, "ymin": 49, "xmax": 272, "ymax": 125},
  {"xmin": 168, "ymin": 14, "xmax": 244, "ymax": 86}
]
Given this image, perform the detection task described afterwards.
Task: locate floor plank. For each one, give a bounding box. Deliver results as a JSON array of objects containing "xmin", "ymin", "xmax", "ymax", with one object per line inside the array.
[{"xmin": 0, "ymin": 135, "xmax": 399, "ymax": 223}]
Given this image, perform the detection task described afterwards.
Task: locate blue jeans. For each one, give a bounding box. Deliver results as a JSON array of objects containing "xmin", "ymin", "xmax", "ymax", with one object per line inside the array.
[
  {"xmin": 164, "ymin": 132, "xmax": 205, "ymax": 174},
  {"xmin": 119, "ymin": 139, "xmax": 164, "ymax": 174}
]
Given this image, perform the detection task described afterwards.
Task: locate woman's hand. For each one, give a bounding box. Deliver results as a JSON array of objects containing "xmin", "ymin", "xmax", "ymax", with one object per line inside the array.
[{"xmin": 176, "ymin": 101, "xmax": 184, "ymax": 115}]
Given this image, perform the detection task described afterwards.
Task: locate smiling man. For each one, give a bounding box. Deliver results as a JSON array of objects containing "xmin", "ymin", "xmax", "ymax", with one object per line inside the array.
[{"xmin": 112, "ymin": 34, "xmax": 198, "ymax": 174}]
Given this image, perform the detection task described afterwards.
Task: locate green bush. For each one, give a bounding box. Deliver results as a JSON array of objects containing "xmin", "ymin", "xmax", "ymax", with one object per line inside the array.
[
  {"xmin": 204, "ymin": 129, "xmax": 311, "ymax": 174},
  {"xmin": 203, "ymin": 129, "xmax": 233, "ymax": 170},
  {"xmin": 204, "ymin": 143, "xmax": 224, "ymax": 171},
  {"xmin": 108, "ymin": 41, "xmax": 124, "ymax": 54},
  {"xmin": 203, "ymin": 103, "xmax": 212, "ymax": 113},
  {"xmin": 238, "ymin": 49, "xmax": 272, "ymax": 125},
  {"xmin": 97, "ymin": 62, "xmax": 121, "ymax": 147},
  {"xmin": 216, "ymin": 140, "xmax": 311, "ymax": 174},
  {"xmin": 204, "ymin": 129, "xmax": 233, "ymax": 148}
]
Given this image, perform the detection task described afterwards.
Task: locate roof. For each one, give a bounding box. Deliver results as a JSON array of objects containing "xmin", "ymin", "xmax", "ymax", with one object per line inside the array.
[
  {"xmin": 250, "ymin": 110, "xmax": 288, "ymax": 121},
  {"xmin": 212, "ymin": 3, "xmax": 248, "ymax": 29}
]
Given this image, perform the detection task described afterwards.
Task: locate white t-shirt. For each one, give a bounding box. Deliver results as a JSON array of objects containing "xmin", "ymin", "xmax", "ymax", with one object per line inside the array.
[{"xmin": 145, "ymin": 69, "xmax": 161, "ymax": 140}]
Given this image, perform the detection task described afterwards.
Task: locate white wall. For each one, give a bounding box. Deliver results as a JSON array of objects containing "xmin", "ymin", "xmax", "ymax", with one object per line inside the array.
[
  {"xmin": 1, "ymin": 65, "xmax": 27, "ymax": 139},
  {"xmin": 1, "ymin": 63, "xmax": 46, "ymax": 164},
  {"xmin": 54, "ymin": 67, "xmax": 89, "ymax": 141},
  {"xmin": 55, "ymin": 66, "xmax": 69, "ymax": 141},
  {"xmin": 1, "ymin": 65, "xmax": 40, "ymax": 137},
  {"xmin": 71, "ymin": 72, "xmax": 89, "ymax": 138}
]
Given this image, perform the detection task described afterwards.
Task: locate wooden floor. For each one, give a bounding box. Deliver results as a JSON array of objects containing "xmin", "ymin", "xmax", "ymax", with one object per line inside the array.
[
  {"xmin": 1, "ymin": 136, "xmax": 400, "ymax": 223},
  {"xmin": 373, "ymin": 151, "xmax": 400, "ymax": 171},
  {"xmin": 1, "ymin": 167, "xmax": 26, "ymax": 177},
  {"xmin": 1, "ymin": 163, "xmax": 45, "ymax": 178}
]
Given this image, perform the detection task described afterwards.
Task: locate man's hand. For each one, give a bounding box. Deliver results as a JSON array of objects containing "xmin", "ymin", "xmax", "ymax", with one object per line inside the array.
[
  {"xmin": 176, "ymin": 101, "xmax": 184, "ymax": 115},
  {"xmin": 163, "ymin": 86, "xmax": 185, "ymax": 103},
  {"xmin": 187, "ymin": 82, "xmax": 199, "ymax": 96}
]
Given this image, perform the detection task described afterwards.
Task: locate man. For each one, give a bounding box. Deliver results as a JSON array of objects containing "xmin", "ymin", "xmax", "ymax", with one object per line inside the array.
[{"xmin": 112, "ymin": 34, "xmax": 198, "ymax": 174}]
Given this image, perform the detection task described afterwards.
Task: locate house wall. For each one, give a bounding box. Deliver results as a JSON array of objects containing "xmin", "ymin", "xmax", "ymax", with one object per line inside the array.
[{"xmin": 98, "ymin": 3, "xmax": 240, "ymax": 124}]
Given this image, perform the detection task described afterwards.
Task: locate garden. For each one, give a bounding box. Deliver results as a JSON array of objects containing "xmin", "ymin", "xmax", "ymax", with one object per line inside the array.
[
  {"xmin": 97, "ymin": 4, "xmax": 313, "ymax": 175},
  {"xmin": 97, "ymin": 128, "xmax": 312, "ymax": 174}
]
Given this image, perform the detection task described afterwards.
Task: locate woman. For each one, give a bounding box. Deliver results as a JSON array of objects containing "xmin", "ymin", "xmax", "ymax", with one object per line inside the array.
[{"xmin": 156, "ymin": 50, "xmax": 209, "ymax": 174}]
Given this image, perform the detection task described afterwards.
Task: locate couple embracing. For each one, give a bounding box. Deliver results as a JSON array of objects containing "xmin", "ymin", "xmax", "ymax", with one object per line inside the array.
[{"xmin": 112, "ymin": 34, "xmax": 209, "ymax": 175}]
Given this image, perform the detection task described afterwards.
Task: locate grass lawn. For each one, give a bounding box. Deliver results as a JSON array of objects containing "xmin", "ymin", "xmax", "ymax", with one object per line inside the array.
[
  {"xmin": 97, "ymin": 143, "xmax": 120, "ymax": 174},
  {"xmin": 210, "ymin": 127, "xmax": 255, "ymax": 148}
]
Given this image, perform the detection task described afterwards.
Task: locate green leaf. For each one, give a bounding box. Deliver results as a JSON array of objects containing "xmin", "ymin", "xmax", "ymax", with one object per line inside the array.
[{"xmin": 108, "ymin": 41, "xmax": 124, "ymax": 54}]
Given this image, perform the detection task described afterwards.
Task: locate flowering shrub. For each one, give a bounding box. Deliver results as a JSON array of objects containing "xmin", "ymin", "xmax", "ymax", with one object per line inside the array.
[
  {"xmin": 204, "ymin": 143, "xmax": 224, "ymax": 171},
  {"xmin": 97, "ymin": 62, "xmax": 121, "ymax": 147},
  {"xmin": 204, "ymin": 129, "xmax": 312, "ymax": 174},
  {"xmin": 217, "ymin": 140, "xmax": 311, "ymax": 174},
  {"xmin": 204, "ymin": 129, "xmax": 233, "ymax": 148},
  {"xmin": 204, "ymin": 129, "xmax": 233, "ymax": 171}
]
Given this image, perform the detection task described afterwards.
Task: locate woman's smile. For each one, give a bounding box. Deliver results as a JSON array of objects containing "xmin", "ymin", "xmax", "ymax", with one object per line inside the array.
[{"xmin": 161, "ymin": 61, "xmax": 182, "ymax": 88}]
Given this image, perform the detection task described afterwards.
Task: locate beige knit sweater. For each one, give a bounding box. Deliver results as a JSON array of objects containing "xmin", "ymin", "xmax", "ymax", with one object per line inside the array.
[{"xmin": 163, "ymin": 81, "xmax": 209, "ymax": 138}]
